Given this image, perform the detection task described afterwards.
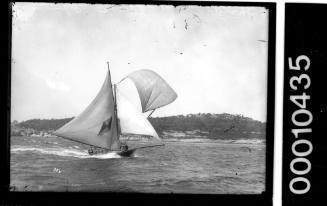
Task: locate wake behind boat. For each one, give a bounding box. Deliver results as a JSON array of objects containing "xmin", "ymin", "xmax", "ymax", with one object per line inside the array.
[{"xmin": 54, "ymin": 62, "xmax": 177, "ymax": 157}]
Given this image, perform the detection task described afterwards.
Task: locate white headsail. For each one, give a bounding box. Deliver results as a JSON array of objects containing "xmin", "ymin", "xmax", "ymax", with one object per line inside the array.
[{"xmin": 116, "ymin": 86, "xmax": 160, "ymax": 141}]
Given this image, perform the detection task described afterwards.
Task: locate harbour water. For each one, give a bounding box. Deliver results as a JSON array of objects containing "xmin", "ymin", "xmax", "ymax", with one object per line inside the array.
[{"xmin": 10, "ymin": 135, "xmax": 265, "ymax": 194}]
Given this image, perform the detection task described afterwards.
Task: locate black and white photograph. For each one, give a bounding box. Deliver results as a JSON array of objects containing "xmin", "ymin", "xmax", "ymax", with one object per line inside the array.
[{"xmin": 9, "ymin": 2, "xmax": 274, "ymax": 195}]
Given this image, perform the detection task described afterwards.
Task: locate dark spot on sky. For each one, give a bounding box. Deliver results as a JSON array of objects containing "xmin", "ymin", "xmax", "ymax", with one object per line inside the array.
[
  {"xmin": 178, "ymin": 7, "xmax": 187, "ymax": 13},
  {"xmin": 192, "ymin": 14, "xmax": 201, "ymax": 23},
  {"xmin": 180, "ymin": 52, "xmax": 183, "ymax": 55},
  {"xmin": 106, "ymin": 6, "xmax": 116, "ymax": 10}
]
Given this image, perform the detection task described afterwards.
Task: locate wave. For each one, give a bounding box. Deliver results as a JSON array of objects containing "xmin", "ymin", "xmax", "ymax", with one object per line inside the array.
[
  {"xmin": 11, "ymin": 146, "xmax": 121, "ymax": 159},
  {"xmin": 163, "ymin": 138, "xmax": 264, "ymax": 144},
  {"xmin": 178, "ymin": 138, "xmax": 213, "ymax": 143},
  {"xmin": 231, "ymin": 139, "xmax": 265, "ymax": 144},
  {"xmin": 164, "ymin": 138, "xmax": 214, "ymax": 143}
]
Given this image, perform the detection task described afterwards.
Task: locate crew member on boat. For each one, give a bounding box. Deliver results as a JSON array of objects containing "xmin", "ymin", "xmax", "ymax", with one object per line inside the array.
[{"xmin": 120, "ymin": 142, "xmax": 128, "ymax": 152}]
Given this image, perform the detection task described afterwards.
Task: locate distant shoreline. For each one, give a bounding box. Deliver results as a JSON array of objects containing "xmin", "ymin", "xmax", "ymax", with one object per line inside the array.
[{"xmin": 11, "ymin": 113, "xmax": 266, "ymax": 140}]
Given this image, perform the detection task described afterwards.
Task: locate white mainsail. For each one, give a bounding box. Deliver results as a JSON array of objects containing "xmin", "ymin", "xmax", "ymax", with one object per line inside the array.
[{"xmin": 54, "ymin": 69, "xmax": 120, "ymax": 150}]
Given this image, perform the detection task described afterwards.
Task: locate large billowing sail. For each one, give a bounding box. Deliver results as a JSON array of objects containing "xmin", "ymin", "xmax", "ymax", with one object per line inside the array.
[
  {"xmin": 54, "ymin": 70, "xmax": 120, "ymax": 150},
  {"xmin": 116, "ymin": 87, "xmax": 161, "ymax": 141},
  {"xmin": 123, "ymin": 70, "xmax": 177, "ymax": 113}
]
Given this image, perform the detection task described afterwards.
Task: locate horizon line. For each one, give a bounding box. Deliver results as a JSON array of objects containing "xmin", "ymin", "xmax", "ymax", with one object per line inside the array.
[{"xmin": 12, "ymin": 112, "xmax": 267, "ymax": 123}]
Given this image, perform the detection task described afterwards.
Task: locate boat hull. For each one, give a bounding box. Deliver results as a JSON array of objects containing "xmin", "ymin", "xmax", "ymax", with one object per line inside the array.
[
  {"xmin": 88, "ymin": 144, "xmax": 164, "ymax": 157},
  {"xmin": 88, "ymin": 147, "xmax": 136, "ymax": 157},
  {"xmin": 116, "ymin": 148, "xmax": 136, "ymax": 157}
]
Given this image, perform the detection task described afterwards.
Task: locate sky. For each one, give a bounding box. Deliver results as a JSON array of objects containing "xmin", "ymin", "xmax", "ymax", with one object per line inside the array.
[{"xmin": 11, "ymin": 3, "xmax": 269, "ymax": 122}]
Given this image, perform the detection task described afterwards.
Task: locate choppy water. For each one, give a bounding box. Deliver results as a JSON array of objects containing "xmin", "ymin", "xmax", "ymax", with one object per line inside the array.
[{"xmin": 10, "ymin": 136, "xmax": 265, "ymax": 193}]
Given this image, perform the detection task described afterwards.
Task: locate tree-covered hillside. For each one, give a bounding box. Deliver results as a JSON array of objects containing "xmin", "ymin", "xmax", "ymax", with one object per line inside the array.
[
  {"xmin": 149, "ymin": 113, "xmax": 265, "ymax": 139},
  {"xmin": 18, "ymin": 117, "xmax": 74, "ymax": 131},
  {"xmin": 14, "ymin": 113, "xmax": 266, "ymax": 139}
]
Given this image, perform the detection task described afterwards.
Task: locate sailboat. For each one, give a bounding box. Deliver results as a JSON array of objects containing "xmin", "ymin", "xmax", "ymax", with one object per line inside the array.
[{"xmin": 54, "ymin": 62, "xmax": 177, "ymax": 157}]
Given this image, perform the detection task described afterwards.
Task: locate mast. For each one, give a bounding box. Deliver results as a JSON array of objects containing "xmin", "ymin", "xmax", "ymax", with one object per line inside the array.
[
  {"xmin": 107, "ymin": 62, "xmax": 110, "ymax": 76},
  {"xmin": 108, "ymin": 61, "xmax": 120, "ymax": 141},
  {"xmin": 114, "ymin": 83, "xmax": 120, "ymax": 137},
  {"xmin": 109, "ymin": 63, "xmax": 120, "ymax": 140}
]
